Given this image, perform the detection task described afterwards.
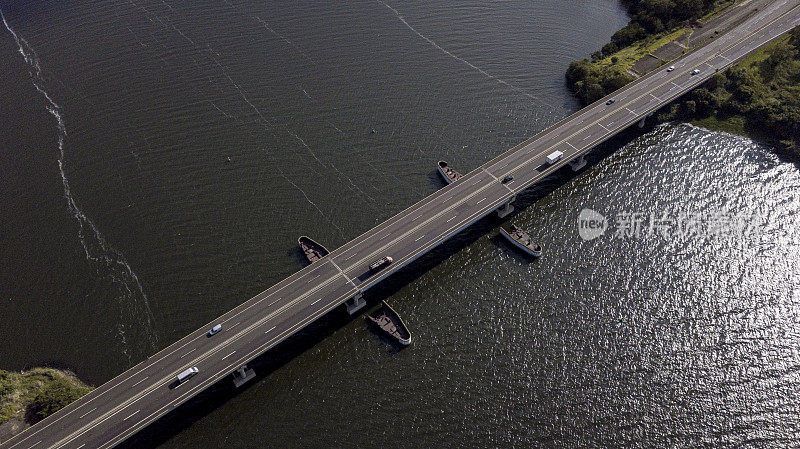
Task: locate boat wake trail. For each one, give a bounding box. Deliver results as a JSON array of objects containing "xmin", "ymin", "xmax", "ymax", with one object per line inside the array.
[
  {"xmin": 378, "ymin": 0, "xmax": 556, "ymax": 114},
  {"xmin": 1, "ymin": 9, "xmax": 158, "ymax": 357}
]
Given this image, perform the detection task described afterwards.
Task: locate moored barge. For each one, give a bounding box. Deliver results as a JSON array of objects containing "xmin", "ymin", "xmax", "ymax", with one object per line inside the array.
[
  {"xmin": 499, "ymin": 225, "xmax": 542, "ymax": 258},
  {"xmin": 298, "ymin": 236, "xmax": 330, "ymax": 264},
  {"xmin": 366, "ymin": 301, "xmax": 412, "ymax": 345},
  {"xmin": 437, "ymin": 161, "xmax": 463, "ymax": 184}
]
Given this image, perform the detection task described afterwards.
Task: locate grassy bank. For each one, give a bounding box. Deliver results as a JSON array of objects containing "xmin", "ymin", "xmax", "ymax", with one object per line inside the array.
[
  {"xmin": 566, "ymin": 0, "xmax": 732, "ymax": 104},
  {"xmin": 658, "ymin": 27, "xmax": 800, "ymax": 156},
  {"xmin": 0, "ymin": 368, "xmax": 93, "ymax": 440}
]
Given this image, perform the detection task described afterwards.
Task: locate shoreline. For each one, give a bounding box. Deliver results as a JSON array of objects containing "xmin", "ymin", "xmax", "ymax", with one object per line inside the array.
[
  {"xmin": 0, "ymin": 368, "xmax": 93, "ymax": 444},
  {"xmin": 567, "ymin": 0, "xmax": 799, "ymax": 157}
]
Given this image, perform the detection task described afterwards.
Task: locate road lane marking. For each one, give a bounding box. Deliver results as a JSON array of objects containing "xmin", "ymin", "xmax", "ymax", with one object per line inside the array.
[
  {"xmin": 122, "ymin": 410, "xmax": 139, "ymax": 421},
  {"xmin": 221, "ymin": 351, "xmax": 236, "ymax": 361},
  {"xmin": 130, "ymin": 377, "xmax": 149, "ymax": 389},
  {"xmin": 477, "ymin": 197, "xmax": 487, "ymax": 204},
  {"xmin": 343, "ymin": 252, "xmax": 357, "ymax": 261},
  {"xmin": 78, "ymin": 408, "xmax": 97, "ymax": 420},
  {"xmin": 446, "ymin": 215, "xmax": 456, "ymax": 223},
  {"xmin": 414, "ymin": 234, "xmax": 425, "ymax": 242},
  {"xmin": 27, "ymin": 441, "xmax": 41, "ymax": 449},
  {"xmin": 413, "ymin": 214, "xmax": 423, "ymax": 220},
  {"xmin": 265, "ymin": 326, "xmax": 276, "ymax": 334},
  {"xmin": 329, "ymin": 259, "xmax": 358, "ymax": 288},
  {"xmin": 180, "ymin": 349, "xmax": 196, "ymax": 359},
  {"xmin": 625, "ymin": 107, "xmax": 637, "ymax": 115}
]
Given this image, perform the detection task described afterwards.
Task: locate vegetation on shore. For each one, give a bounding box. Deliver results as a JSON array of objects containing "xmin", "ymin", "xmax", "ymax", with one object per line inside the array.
[
  {"xmin": 0, "ymin": 368, "xmax": 93, "ymax": 435},
  {"xmin": 659, "ymin": 26, "xmax": 800, "ymax": 155},
  {"xmin": 566, "ymin": 0, "xmax": 800, "ymax": 156},
  {"xmin": 566, "ymin": 0, "xmax": 730, "ymax": 104}
]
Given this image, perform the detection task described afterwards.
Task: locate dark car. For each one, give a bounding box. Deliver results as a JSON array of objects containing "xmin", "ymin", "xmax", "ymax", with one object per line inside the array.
[
  {"xmin": 606, "ymin": 98, "xmax": 615, "ymax": 105},
  {"xmin": 502, "ymin": 174, "xmax": 514, "ymax": 184}
]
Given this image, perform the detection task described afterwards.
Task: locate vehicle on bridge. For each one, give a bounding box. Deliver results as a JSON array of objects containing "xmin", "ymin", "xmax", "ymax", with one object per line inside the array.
[
  {"xmin": 173, "ymin": 367, "xmax": 199, "ymax": 387},
  {"xmin": 369, "ymin": 256, "xmax": 393, "ymax": 272},
  {"xmin": 692, "ymin": 68, "xmax": 701, "ymax": 75},
  {"xmin": 546, "ymin": 150, "xmax": 564, "ymax": 165},
  {"xmin": 606, "ymin": 98, "xmax": 615, "ymax": 105},
  {"xmin": 208, "ymin": 324, "xmax": 222, "ymax": 336},
  {"xmin": 502, "ymin": 174, "xmax": 515, "ymax": 184}
]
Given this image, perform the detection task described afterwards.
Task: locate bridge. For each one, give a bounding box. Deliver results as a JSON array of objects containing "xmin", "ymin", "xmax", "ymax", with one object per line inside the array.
[{"xmin": 4, "ymin": 2, "xmax": 799, "ymax": 448}]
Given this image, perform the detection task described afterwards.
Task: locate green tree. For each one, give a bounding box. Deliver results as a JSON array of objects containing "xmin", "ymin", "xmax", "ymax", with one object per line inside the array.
[{"xmin": 28, "ymin": 377, "xmax": 91, "ymax": 422}]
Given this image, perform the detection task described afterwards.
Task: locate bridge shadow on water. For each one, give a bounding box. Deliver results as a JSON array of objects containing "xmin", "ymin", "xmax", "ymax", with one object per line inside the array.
[{"xmin": 117, "ymin": 124, "xmax": 654, "ymax": 449}]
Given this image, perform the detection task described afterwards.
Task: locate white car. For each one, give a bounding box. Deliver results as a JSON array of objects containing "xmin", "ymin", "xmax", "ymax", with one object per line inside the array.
[
  {"xmin": 666, "ymin": 66, "xmax": 675, "ymax": 72},
  {"xmin": 692, "ymin": 69, "xmax": 701, "ymax": 75}
]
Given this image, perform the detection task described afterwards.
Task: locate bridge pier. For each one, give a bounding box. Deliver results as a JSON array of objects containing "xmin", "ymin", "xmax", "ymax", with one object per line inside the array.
[
  {"xmin": 345, "ymin": 292, "xmax": 366, "ymax": 315},
  {"xmin": 568, "ymin": 155, "xmax": 587, "ymax": 171},
  {"xmin": 638, "ymin": 112, "xmax": 654, "ymax": 128},
  {"xmin": 232, "ymin": 364, "xmax": 255, "ymax": 388},
  {"xmin": 496, "ymin": 195, "xmax": 516, "ymax": 218}
]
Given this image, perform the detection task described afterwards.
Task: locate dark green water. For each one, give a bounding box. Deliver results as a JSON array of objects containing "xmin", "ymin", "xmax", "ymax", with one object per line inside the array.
[{"xmin": 2, "ymin": 1, "xmax": 800, "ymax": 447}]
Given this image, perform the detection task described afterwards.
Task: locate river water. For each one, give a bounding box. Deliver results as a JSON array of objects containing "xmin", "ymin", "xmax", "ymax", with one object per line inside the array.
[{"xmin": 2, "ymin": 0, "xmax": 800, "ymax": 448}]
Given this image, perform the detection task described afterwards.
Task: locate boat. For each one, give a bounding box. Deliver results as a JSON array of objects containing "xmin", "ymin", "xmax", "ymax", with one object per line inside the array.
[
  {"xmin": 499, "ymin": 225, "xmax": 542, "ymax": 257},
  {"xmin": 298, "ymin": 236, "xmax": 329, "ymax": 264},
  {"xmin": 366, "ymin": 301, "xmax": 412, "ymax": 345},
  {"xmin": 437, "ymin": 161, "xmax": 463, "ymax": 184}
]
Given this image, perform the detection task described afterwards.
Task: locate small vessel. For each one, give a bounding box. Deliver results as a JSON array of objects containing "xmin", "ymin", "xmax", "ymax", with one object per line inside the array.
[
  {"xmin": 366, "ymin": 301, "xmax": 412, "ymax": 345},
  {"xmin": 499, "ymin": 225, "xmax": 542, "ymax": 257},
  {"xmin": 437, "ymin": 161, "xmax": 463, "ymax": 184},
  {"xmin": 298, "ymin": 236, "xmax": 329, "ymax": 264}
]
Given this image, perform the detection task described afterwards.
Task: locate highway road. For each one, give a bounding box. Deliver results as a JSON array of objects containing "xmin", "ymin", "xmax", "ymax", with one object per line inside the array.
[{"xmin": 3, "ymin": 1, "xmax": 799, "ymax": 448}]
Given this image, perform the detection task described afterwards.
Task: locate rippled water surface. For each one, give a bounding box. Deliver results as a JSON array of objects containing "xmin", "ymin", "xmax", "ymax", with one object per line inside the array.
[{"xmin": 2, "ymin": 0, "xmax": 799, "ymax": 448}]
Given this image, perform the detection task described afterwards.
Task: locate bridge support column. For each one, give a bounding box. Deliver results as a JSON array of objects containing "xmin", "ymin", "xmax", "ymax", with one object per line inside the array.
[
  {"xmin": 568, "ymin": 155, "xmax": 587, "ymax": 171},
  {"xmin": 638, "ymin": 112, "xmax": 654, "ymax": 128},
  {"xmin": 345, "ymin": 292, "xmax": 366, "ymax": 315},
  {"xmin": 496, "ymin": 195, "xmax": 516, "ymax": 218},
  {"xmin": 232, "ymin": 364, "xmax": 255, "ymax": 388}
]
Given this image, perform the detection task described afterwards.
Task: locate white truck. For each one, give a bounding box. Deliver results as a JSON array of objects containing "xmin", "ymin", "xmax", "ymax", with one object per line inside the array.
[
  {"xmin": 546, "ymin": 150, "xmax": 564, "ymax": 165},
  {"xmin": 176, "ymin": 367, "xmax": 199, "ymax": 384}
]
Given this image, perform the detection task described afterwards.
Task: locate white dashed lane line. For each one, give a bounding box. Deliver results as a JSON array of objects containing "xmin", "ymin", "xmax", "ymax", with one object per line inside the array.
[
  {"xmin": 130, "ymin": 377, "xmax": 149, "ymax": 388},
  {"xmin": 78, "ymin": 408, "xmax": 97, "ymax": 420}
]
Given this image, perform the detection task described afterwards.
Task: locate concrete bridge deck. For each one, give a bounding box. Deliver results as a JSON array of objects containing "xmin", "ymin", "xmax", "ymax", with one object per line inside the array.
[{"xmin": 3, "ymin": 2, "xmax": 799, "ymax": 448}]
